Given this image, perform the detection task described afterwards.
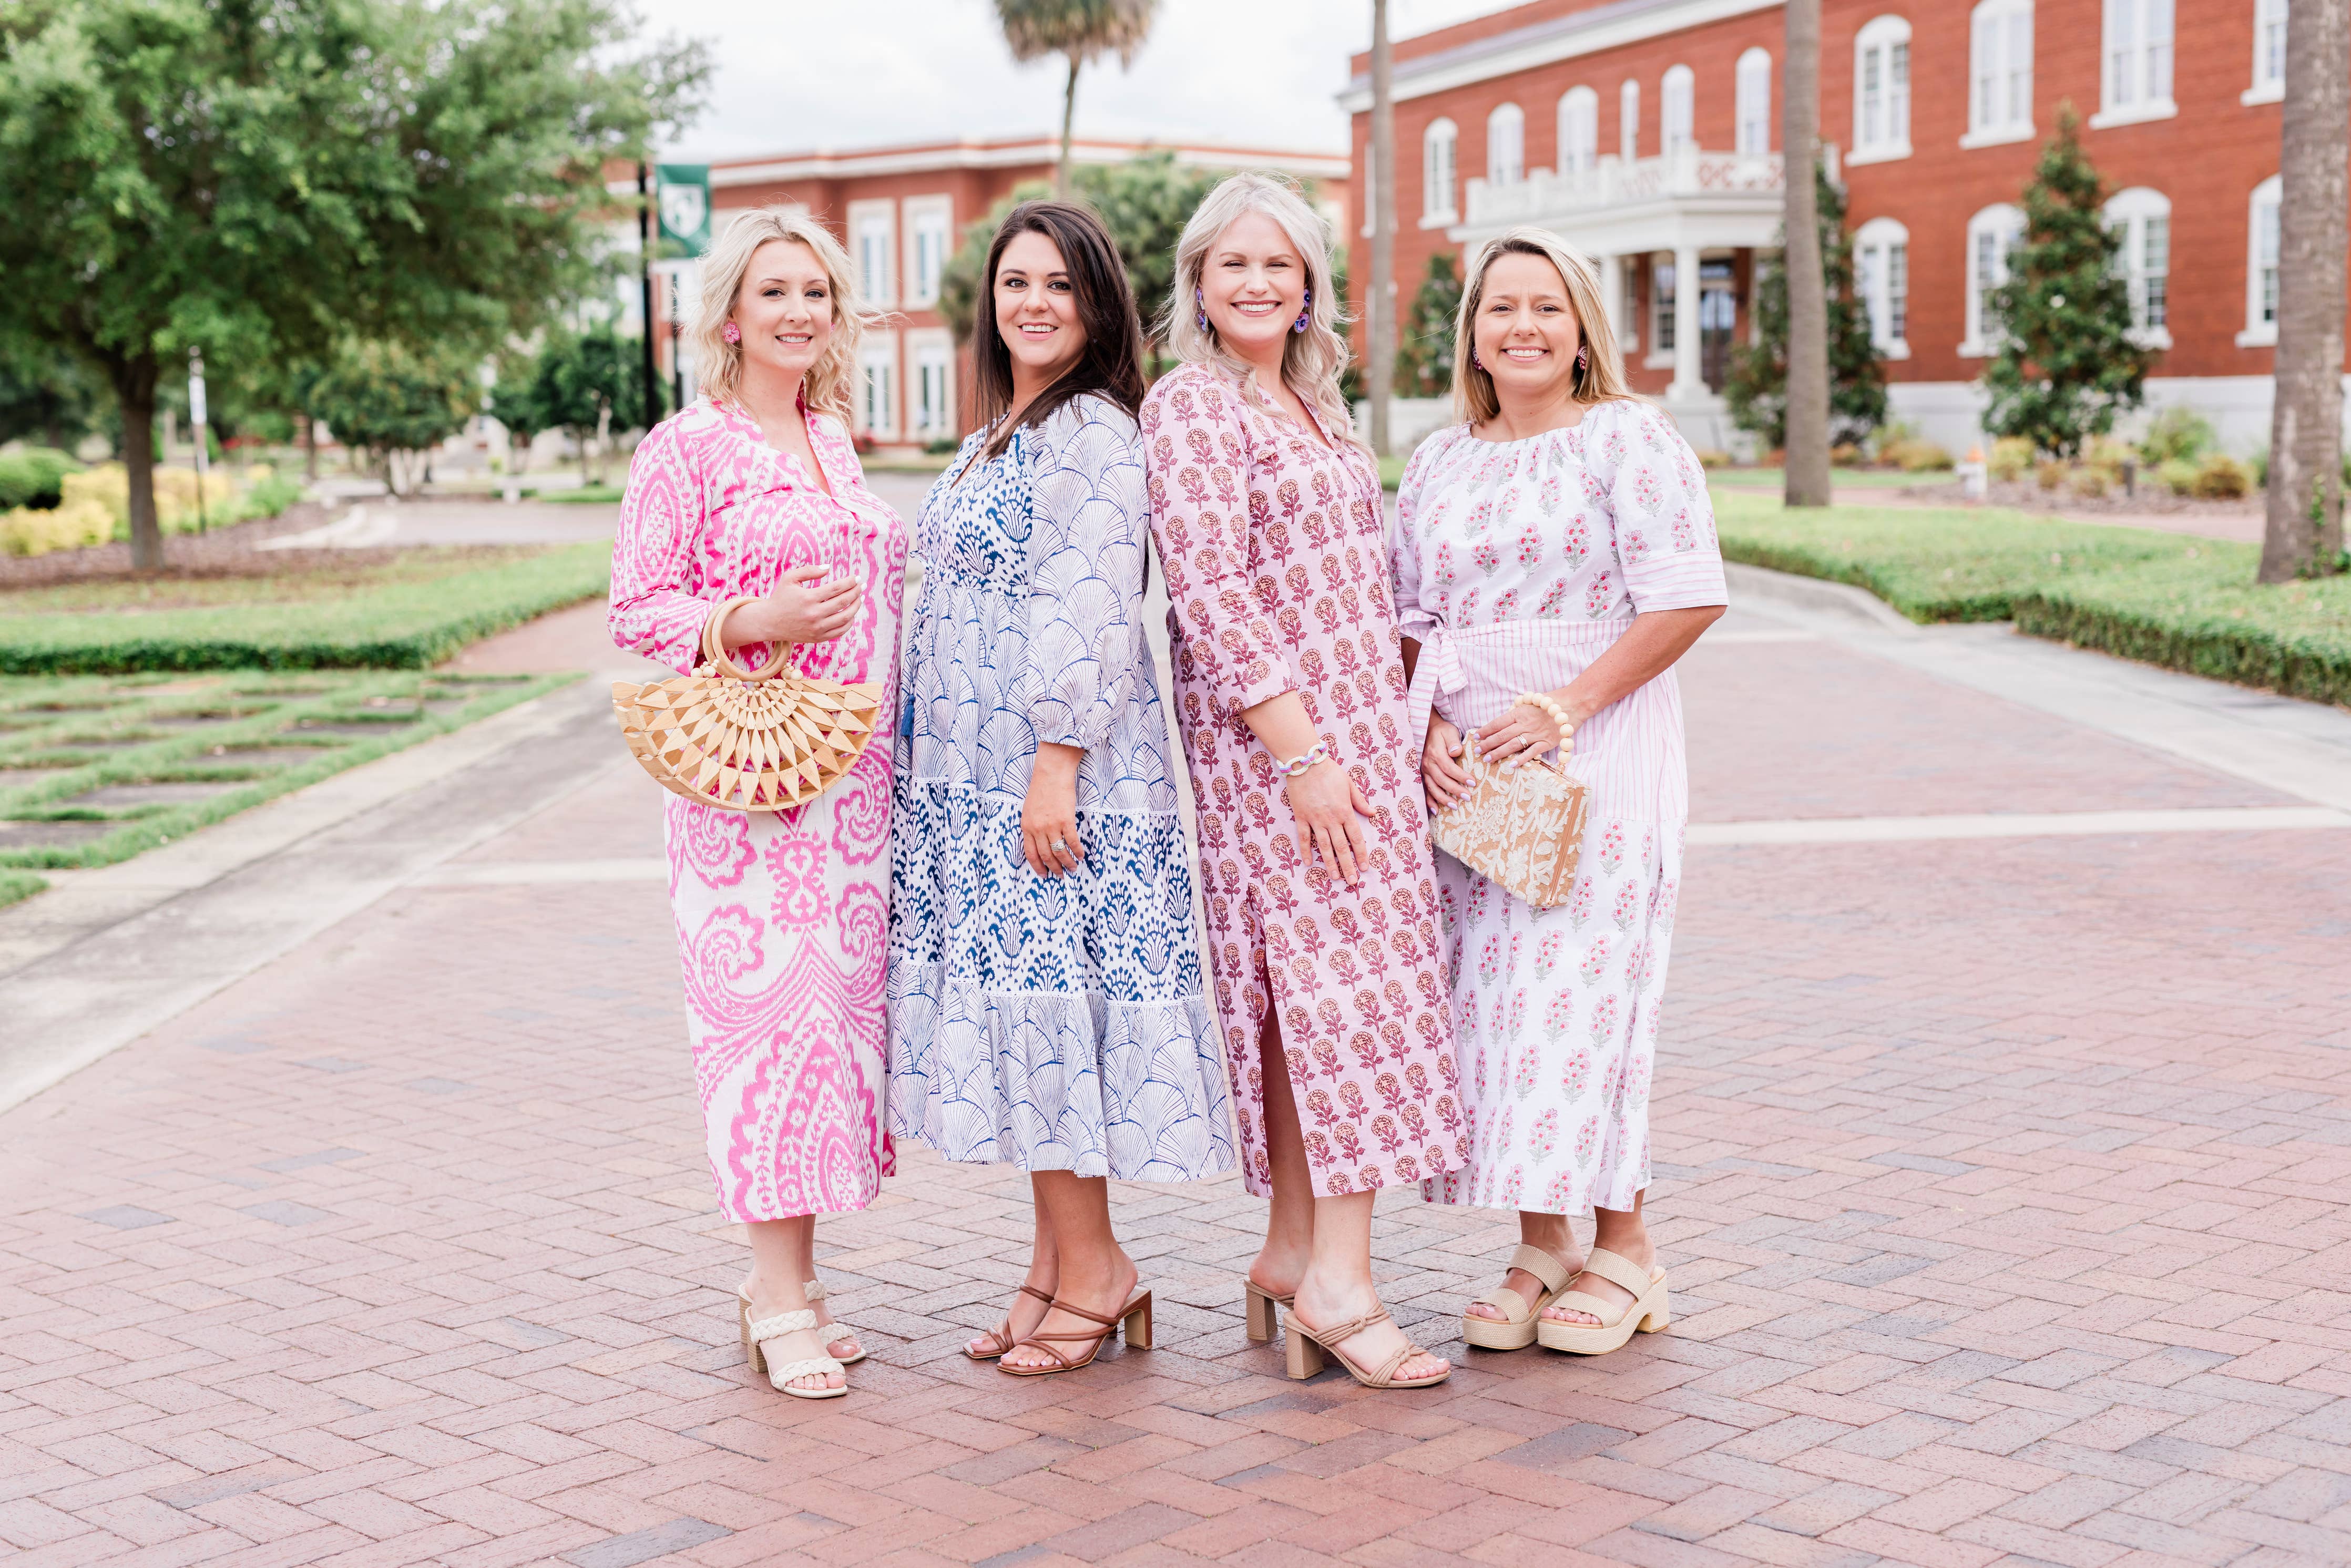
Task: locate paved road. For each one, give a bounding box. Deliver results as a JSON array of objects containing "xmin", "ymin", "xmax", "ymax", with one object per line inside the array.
[{"xmin": 3, "ymin": 581, "xmax": 2349, "ymax": 1568}]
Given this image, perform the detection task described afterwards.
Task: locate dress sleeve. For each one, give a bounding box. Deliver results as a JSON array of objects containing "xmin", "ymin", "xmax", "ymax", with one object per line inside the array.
[
  {"xmin": 1140, "ymin": 373, "xmax": 1299, "ymax": 714},
  {"xmin": 607, "ymin": 420, "xmax": 711, "ymax": 674},
  {"xmin": 1606, "ymin": 404, "xmax": 1729, "ymax": 613},
  {"xmin": 1017, "ymin": 401, "xmax": 1148, "ymax": 751},
  {"xmin": 1389, "ymin": 428, "xmax": 1450, "ymax": 643}
]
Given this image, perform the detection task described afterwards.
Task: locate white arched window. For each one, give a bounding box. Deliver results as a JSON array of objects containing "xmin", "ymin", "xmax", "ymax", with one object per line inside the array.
[
  {"xmin": 1852, "ymin": 16, "xmax": 1912, "ymax": 161},
  {"xmin": 1855, "ymin": 217, "xmax": 1912, "ymax": 355},
  {"xmin": 1559, "ymin": 87, "xmax": 1599, "ymax": 175},
  {"xmin": 1735, "ymin": 49, "xmax": 1772, "ymax": 157},
  {"xmin": 1964, "ymin": 0, "xmax": 2033, "ymax": 146},
  {"xmin": 1661, "ymin": 65, "xmax": 1694, "ymax": 156},
  {"xmin": 2097, "ymin": 0, "xmax": 2176, "ymax": 125},
  {"xmin": 1964, "ymin": 203, "xmax": 2025, "ymax": 355},
  {"xmin": 2104, "ymin": 187, "xmax": 2171, "ymax": 345},
  {"xmin": 2241, "ymin": 175, "xmax": 2282, "ymax": 346},
  {"xmin": 1423, "ymin": 117, "xmax": 1458, "ymax": 223},
  {"xmin": 2247, "ymin": 0, "xmax": 2287, "ymax": 104},
  {"xmin": 1620, "ymin": 79, "xmax": 1641, "ymax": 161},
  {"xmin": 1487, "ymin": 103, "xmax": 1525, "ymax": 185}
]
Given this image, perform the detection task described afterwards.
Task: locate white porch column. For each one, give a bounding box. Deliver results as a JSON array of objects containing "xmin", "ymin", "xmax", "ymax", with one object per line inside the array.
[
  {"xmin": 1598, "ymin": 252, "xmax": 1622, "ymax": 343},
  {"xmin": 1669, "ymin": 243, "xmax": 1703, "ymax": 400}
]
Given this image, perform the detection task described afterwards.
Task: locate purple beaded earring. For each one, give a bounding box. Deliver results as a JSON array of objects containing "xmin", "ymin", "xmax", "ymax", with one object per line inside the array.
[
  {"xmin": 1471, "ymin": 349, "xmax": 1484, "ymax": 371},
  {"xmin": 1195, "ymin": 286, "xmax": 1209, "ymax": 333},
  {"xmin": 1293, "ymin": 286, "xmax": 1312, "ymax": 334},
  {"xmin": 722, "ymin": 321, "xmax": 742, "ymax": 345}
]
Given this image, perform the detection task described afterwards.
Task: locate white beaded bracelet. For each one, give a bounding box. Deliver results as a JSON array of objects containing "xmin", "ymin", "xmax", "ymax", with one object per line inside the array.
[
  {"xmin": 1514, "ymin": 691, "xmax": 1576, "ymax": 754},
  {"xmin": 1274, "ymin": 741, "xmax": 1330, "ymax": 778}
]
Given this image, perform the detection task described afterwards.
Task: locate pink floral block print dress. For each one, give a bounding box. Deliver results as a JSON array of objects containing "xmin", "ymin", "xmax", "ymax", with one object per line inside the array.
[
  {"xmin": 609, "ymin": 398, "xmax": 907, "ymax": 1223},
  {"xmin": 1141, "ymin": 363, "xmax": 1466, "ymax": 1199},
  {"xmin": 1392, "ymin": 402, "xmax": 1726, "ymax": 1217}
]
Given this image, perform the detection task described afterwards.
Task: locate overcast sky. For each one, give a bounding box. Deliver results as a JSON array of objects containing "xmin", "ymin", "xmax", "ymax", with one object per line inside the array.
[{"xmin": 654, "ymin": 0, "xmax": 1509, "ymax": 161}]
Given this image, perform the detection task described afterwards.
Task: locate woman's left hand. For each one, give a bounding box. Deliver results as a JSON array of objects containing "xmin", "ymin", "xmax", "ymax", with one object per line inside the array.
[
  {"xmin": 1475, "ymin": 695, "xmax": 1572, "ymax": 768},
  {"xmin": 1020, "ymin": 743, "xmax": 1085, "ymax": 877}
]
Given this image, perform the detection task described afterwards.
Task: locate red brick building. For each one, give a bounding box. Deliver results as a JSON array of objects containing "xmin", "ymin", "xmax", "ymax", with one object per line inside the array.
[
  {"xmin": 675, "ymin": 135, "xmax": 1348, "ymax": 449},
  {"xmin": 1342, "ymin": 0, "xmax": 2323, "ymax": 454}
]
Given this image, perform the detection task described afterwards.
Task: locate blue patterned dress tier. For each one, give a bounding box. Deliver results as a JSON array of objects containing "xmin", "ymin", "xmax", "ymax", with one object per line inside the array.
[{"xmin": 887, "ymin": 395, "xmax": 1235, "ymax": 1182}]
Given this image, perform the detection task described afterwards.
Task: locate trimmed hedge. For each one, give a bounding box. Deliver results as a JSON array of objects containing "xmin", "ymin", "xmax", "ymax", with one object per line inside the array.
[{"xmin": 0, "ymin": 542, "xmax": 611, "ymax": 673}]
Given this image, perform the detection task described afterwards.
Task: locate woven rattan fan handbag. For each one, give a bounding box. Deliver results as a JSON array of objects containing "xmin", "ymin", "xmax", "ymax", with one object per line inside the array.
[
  {"xmin": 1429, "ymin": 711, "xmax": 1592, "ymax": 909},
  {"xmin": 611, "ymin": 594, "xmax": 883, "ymax": 812}
]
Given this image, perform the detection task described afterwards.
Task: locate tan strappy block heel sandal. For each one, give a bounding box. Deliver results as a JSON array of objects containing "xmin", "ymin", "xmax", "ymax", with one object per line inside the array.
[
  {"xmin": 997, "ymin": 1291, "xmax": 1153, "ymax": 1378},
  {"xmin": 1535, "ymin": 1248, "xmax": 1669, "ymax": 1356},
  {"xmin": 744, "ymin": 1308, "xmax": 847, "ymax": 1400},
  {"xmin": 1283, "ymin": 1305, "xmax": 1450, "ymax": 1388},
  {"xmin": 1460, "ymin": 1244, "xmax": 1576, "ymax": 1351},
  {"xmin": 1243, "ymin": 1279, "xmax": 1295, "ymax": 1343},
  {"xmin": 739, "ymin": 1283, "xmax": 865, "ymax": 1367},
  {"xmin": 965, "ymin": 1283, "xmax": 1055, "ymax": 1361}
]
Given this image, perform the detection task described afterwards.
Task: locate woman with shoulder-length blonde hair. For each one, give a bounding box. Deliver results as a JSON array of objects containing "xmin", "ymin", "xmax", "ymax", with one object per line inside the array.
[
  {"xmin": 1140, "ymin": 171, "xmax": 1467, "ymax": 1391},
  {"xmin": 1395, "ymin": 226, "xmax": 1725, "ymax": 1359},
  {"xmin": 609, "ymin": 207, "xmax": 910, "ymax": 1401}
]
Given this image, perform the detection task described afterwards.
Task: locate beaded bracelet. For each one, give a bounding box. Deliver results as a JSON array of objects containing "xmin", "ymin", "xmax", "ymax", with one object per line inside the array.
[
  {"xmin": 1274, "ymin": 740, "xmax": 1331, "ymax": 778},
  {"xmin": 1514, "ymin": 691, "xmax": 1577, "ymax": 754}
]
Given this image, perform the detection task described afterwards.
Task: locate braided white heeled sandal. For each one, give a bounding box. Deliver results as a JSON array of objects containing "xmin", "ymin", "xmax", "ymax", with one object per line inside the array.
[
  {"xmin": 745, "ymin": 1308, "xmax": 846, "ymax": 1399},
  {"xmin": 738, "ymin": 1282, "xmax": 865, "ymax": 1367}
]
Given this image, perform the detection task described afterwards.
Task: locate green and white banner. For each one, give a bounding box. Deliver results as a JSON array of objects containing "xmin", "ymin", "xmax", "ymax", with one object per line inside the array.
[{"xmin": 656, "ymin": 164, "xmax": 711, "ymax": 257}]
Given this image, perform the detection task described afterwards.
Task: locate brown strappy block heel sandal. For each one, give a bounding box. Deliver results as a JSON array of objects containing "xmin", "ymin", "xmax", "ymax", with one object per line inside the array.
[
  {"xmin": 1283, "ymin": 1304, "xmax": 1450, "ymax": 1388},
  {"xmin": 1243, "ymin": 1279, "xmax": 1295, "ymax": 1343},
  {"xmin": 997, "ymin": 1291, "xmax": 1153, "ymax": 1378},
  {"xmin": 965, "ymin": 1283, "xmax": 1055, "ymax": 1361}
]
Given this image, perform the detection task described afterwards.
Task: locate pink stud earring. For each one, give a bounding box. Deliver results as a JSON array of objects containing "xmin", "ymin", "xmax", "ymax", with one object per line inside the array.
[
  {"xmin": 1576, "ymin": 345, "xmax": 1589, "ymax": 371},
  {"xmin": 722, "ymin": 321, "xmax": 742, "ymax": 344},
  {"xmin": 1293, "ymin": 286, "xmax": 1312, "ymax": 334}
]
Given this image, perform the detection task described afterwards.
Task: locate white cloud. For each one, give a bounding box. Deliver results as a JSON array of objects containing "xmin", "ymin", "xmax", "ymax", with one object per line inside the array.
[{"xmin": 652, "ymin": 0, "xmax": 1508, "ymax": 161}]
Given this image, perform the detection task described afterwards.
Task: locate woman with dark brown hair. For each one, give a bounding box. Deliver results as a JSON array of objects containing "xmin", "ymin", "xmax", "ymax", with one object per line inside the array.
[{"xmin": 887, "ymin": 201, "xmax": 1230, "ymax": 1378}]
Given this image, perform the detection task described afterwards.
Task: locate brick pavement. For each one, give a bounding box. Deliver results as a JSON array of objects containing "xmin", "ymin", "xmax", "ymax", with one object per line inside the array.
[{"xmin": 5, "ymin": 617, "xmax": 2351, "ymax": 1568}]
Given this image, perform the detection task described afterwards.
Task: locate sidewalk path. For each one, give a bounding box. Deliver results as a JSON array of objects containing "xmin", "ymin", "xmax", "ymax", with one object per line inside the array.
[{"xmin": 4, "ymin": 585, "xmax": 2349, "ymax": 1568}]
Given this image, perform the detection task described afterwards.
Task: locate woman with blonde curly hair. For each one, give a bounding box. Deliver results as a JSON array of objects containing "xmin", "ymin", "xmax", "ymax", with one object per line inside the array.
[
  {"xmin": 609, "ymin": 208, "xmax": 908, "ymax": 1401},
  {"xmin": 1140, "ymin": 172, "xmax": 1466, "ymax": 1391}
]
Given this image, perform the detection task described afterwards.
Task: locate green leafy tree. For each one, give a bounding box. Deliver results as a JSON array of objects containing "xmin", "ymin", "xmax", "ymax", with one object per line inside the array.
[
  {"xmin": 1071, "ymin": 152, "xmax": 1220, "ymax": 363},
  {"xmin": 312, "ymin": 342, "xmax": 479, "ymax": 496},
  {"xmin": 0, "ymin": 0, "xmax": 707, "ymax": 569},
  {"xmin": 0, "ymin": 347, "xmax": 103, "ymax": 454},
  {"xmin": 993, "ymin": 0, "xmax": 1158, "ymax": 197},
  {"xmin": 488, "ymin": 357, "xmax": 556, "ymax": 478},
  {"xmin": 1726, "ymin": 160, "xmax": 1887, "ymax": 450},
  {"xmin": 1980, "ymin": 108, "xmax": 2152, "ymax": 458},
  {"xmin": 1393, "ymin": 252, "xmax": 1462, "ymax": 398},
  {"xmin": 528, "ymin": 328, "xmax": 655, "ymax": 485}
]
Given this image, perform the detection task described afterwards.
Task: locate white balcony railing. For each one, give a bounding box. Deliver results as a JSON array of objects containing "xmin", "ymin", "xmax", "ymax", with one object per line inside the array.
[{"xmin": 1462, "ymin": 145, "xmax": 1835, "ymax": 229}]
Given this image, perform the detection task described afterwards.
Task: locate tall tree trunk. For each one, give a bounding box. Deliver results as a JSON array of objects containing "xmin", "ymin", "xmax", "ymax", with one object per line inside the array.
[
  {"xmin": 1056, "ymin": 53, "xmax": 1080, "ymax": 199},
  {"xmin": 2261, "ymin": 0, "xmax": 2350, "ymax": 581},
  {"xmin": 115, "ymin": 356, "xmax": 165, "ymax": 571},
  {"xmin": 1782, "ymin": 0, "xmax": 1832, "ymax": 508},
  {"xmin": 302, "ymin": 413, "xmax": 319, "ymax": 481},
  {"xmin": 1367, "ymin": 0, "xmax": 1396, "ymax": 458}
]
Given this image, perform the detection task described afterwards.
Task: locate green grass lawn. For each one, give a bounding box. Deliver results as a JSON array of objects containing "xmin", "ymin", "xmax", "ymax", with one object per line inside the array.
[
  {"xmin": 0, "ymin": 669, "xmax": 574, "ymax": 872},
  {"xmin": 1710, "ymin": 490, "xmax": 2351, "ymax": 706},
  {"xmin": 0, "ymin": 543, "xmax": 611, "ymax": 673}
]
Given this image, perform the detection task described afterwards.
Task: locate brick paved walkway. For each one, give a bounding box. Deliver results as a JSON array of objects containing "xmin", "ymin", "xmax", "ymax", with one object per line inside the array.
[{"xmin": 5, "ymin": 599, "xmax": 2350, "ymax": 1568}]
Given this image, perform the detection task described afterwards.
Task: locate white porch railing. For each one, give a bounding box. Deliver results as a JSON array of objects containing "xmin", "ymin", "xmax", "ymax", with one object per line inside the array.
[{"xmin": 1463, "ymin": 145, "xmax": 1837, "ymax": 229}]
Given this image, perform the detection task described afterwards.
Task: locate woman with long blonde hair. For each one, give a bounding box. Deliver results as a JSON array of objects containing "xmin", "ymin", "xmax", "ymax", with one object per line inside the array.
[
  {"xmin": 609, "ymin": 208, "xmax": 909, "ymax": 1400},
  {"xmin": 1140, "ymin": 172, "xmax": 1465, "ymax": 1390},
  {"xmin": 1397, "ymin": 227, "xmax": 1725, "ymax": 1359}
]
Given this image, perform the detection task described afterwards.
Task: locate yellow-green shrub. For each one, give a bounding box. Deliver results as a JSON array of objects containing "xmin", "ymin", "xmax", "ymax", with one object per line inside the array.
[
  {"xmin": 1, "ymin": 498, "xmax": 113, "ymax": 556},
  {"xmin": 1989, "ymin": 437, "xmax": 2035, "ymax": 483},
  {"xmin": 2191, "ymin": 454, "xmax": 2251, "ymax": 500},
  {"xmin": 1885, "ymin": 438, "xmax": 1954, "ymax": 472},
  {"xmin": 2156, "ymin": 457, "xmax": 2199, "ymax": 496}
]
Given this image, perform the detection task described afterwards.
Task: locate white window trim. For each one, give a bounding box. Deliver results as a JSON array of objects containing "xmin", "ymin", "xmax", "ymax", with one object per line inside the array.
[
  {"xmin": 1422, "ymin": 117, "xmax": 1458, "ymax": 227},
  {"xmin": 1851, "ymin": 16, "xmax": 1913, "ymax": 166},
  {"xmin": 2093, "ymin": 0, "xmax": 2176, "ymax": 128},
  {"xmin": 1960, "ymin": 203, "xmax": 2024, "ymax": 358},
  {"xmin": 1487, "ymin": 102, "xmax": 1525, "ymax": 185},
  {"xmin": 1559, "ymin": 86, "xmax": 1599, "ymax": 175},
  {"xmin": 906, "ymin": 326, "xmax": 955, "ymax": 439},
  {"xmin": 1735, "ymin": 47, "xmax": 1772, "ymax": 158},
  {"xmin": 2245, "ymin": 0, "xmax": 2288, "ymax": 104},
  {"xmin": 1661, "ymin": 64, "xmax": 1695, "ymax": 156},
  {"xmin": 857, "ymin": 332, "xmax": 900, "ymax": 440},
  {"xmin": 1647, "ymin": 253, "xmax": 1677, "ymax": 368},
  {"xmin": 2242, "ymin": 82, "xmax": 2286, "ymax": 107},
  {"xmin": 1854, "ymin": 216, "xmax": 1913, "ymax": 360},
  {"xmin": 2090, "ymin": 99, "xmax": 2179, "ymax": 130},
  {"xmin": 2240, "ymin": 174, "xmax": 2282, "ymax": 347},
  {"xmin": 847, "ymin": 199, "xmax": 896, "ymax": 310},
  {"xmin": 1959, "ymin": 125, "xmax": 2038, "ymax": 151},
  {"xmin": 2104, "ymin": 186, "xmax": 2173, "ymax": 352},
  {"xmin": 1961, "ymin": 0, "xmax": 2034, "ymax": 150},
  {"xmin": 901, "ymin": 194, "xmax": 952, "ymax": 311},
  {"xmin": 1620, "ymin": 79, "xmax": 1640, "ymax": 163}
]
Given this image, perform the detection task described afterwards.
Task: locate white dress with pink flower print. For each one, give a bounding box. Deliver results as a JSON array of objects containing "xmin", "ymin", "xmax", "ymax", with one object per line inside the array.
[
  {"xmin": 609, "ymin": 398, "xmax": 907, "ymax": 1223},
  {"xmin": 1391, "ymin": 401, "xmax": 1727, "ymax": 1217}
]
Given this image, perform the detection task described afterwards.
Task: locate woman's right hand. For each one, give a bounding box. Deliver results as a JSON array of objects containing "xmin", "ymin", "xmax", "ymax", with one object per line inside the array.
[
  {"xmin": 1423, "ymin": 717, "xmax": 1471, "ymax": 810},
  {"xmin": 1282, "ymin": 757, "xmax": 1374, "ymax": 890},
  {"xmin": 730, "ymin": 563, "xmax": 862, "ymax": 648}
]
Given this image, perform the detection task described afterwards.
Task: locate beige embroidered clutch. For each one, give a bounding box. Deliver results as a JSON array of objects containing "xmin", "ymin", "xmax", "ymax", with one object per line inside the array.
[
  {"xmin": 611, "ymin": 595, "xmax": 883, "ymax": 813},
  {"xmin": 1430, "ymin": 729, "xmax": 1591, "ymax": 909}
]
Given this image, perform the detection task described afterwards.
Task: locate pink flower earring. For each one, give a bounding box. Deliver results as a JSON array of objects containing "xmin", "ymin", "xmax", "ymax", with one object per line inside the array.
[
  {"xmin": 1293, "ymin": 286, "xmax": 1312, "ymax": 334},
  {"xmin": 722, "ymin": 321, "xmax": 742, "ymax": 344},
  {"xmin": 1577, "ymin": 345, "xmax": 1589, "ymax": 371}
]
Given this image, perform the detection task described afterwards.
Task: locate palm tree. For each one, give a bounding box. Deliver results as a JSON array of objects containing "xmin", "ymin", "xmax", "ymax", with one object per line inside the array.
[
  {"xmin": 995, "ymin": 0, "xmax": 1160, "ymax": 198},
  {"xmin": 1781, "ymin": 0, "xmax": 1831, "ymax": 507},
  {"xmin": 1367, "ymin": 0, "xmax": 1396, "ymax": 457},
  {"xmin": 2261, "ymin": 0, "xmax": 2349, "ymax": 582}
]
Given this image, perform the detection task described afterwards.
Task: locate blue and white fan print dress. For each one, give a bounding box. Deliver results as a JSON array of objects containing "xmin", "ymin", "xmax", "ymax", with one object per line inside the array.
[{"xmin": 886, "ymin": 394, "xmax": 1233, "ymax": 1182}]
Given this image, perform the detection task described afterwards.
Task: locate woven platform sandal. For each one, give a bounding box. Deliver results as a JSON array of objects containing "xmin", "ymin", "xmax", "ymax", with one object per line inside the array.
[
  {"xmin": 1459, "ymin": 1244, "xmax": 1576, "ymax": 1351},
  {"xmin": 998, "ymin": 1291, "xmax": 1153, "ymax": 1378},
  {"xmin": 1534, "ymin": 1248, "xmax": 1669, "ymax": 1356},
  {"xmin": 744, "ymin": 1308, "xmax": 847, "ymax": 1399},
  {"xmin": 965, "ymin": 1283, "xmax": 1055, "ymax": 1361},
  {"xmin": 1243, "ymin": 1279, "xmax": 1295, "ymax": 1343},
  {"xmin": 1283, "ymin": 1305, "xmax": 1450, "ymax": 1388},
  {"xmin": 738, "ymin": 1284, "xmax": 865, "ymax": 1367}
]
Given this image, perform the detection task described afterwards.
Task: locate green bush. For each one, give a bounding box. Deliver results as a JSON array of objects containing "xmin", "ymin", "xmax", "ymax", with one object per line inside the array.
[
  {"xmin": 2070, "ymin": 466, "xmax": 2110, "ymax": 498},
  {"xmin": 1988, "ymin": 437, "xmax": 2035, "ymax": 483},
  {"xmin": 2191, "ymin": 454, "xmax": 2251, "ymax": 500},
  {"xmin": 2138, "ymin": 407, "xmax": 2213, "ymax": 466},
  {"xmin": 2035, "ymin": 459, "xmax": 2067, "ymax": 491},
  {"xmin": 1886, "ymin": 438, "xmax": 1954, "ymax": 473},
  {"xmin": 923, "ymin": 436, "xmax": 961, "ymax": 456},
  {"xmin": 0, "ymin": 447, "xmax": 83, "ymax": 510},
  {"xmin": 2156, "ymin": 457, "xmax": 2199, "ymax": 496}
]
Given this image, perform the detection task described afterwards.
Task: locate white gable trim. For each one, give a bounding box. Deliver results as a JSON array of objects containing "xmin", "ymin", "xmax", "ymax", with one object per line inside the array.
[{"xmin": 1338, "ymin": 0, "xmax": 1784, "ymax": 112}]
